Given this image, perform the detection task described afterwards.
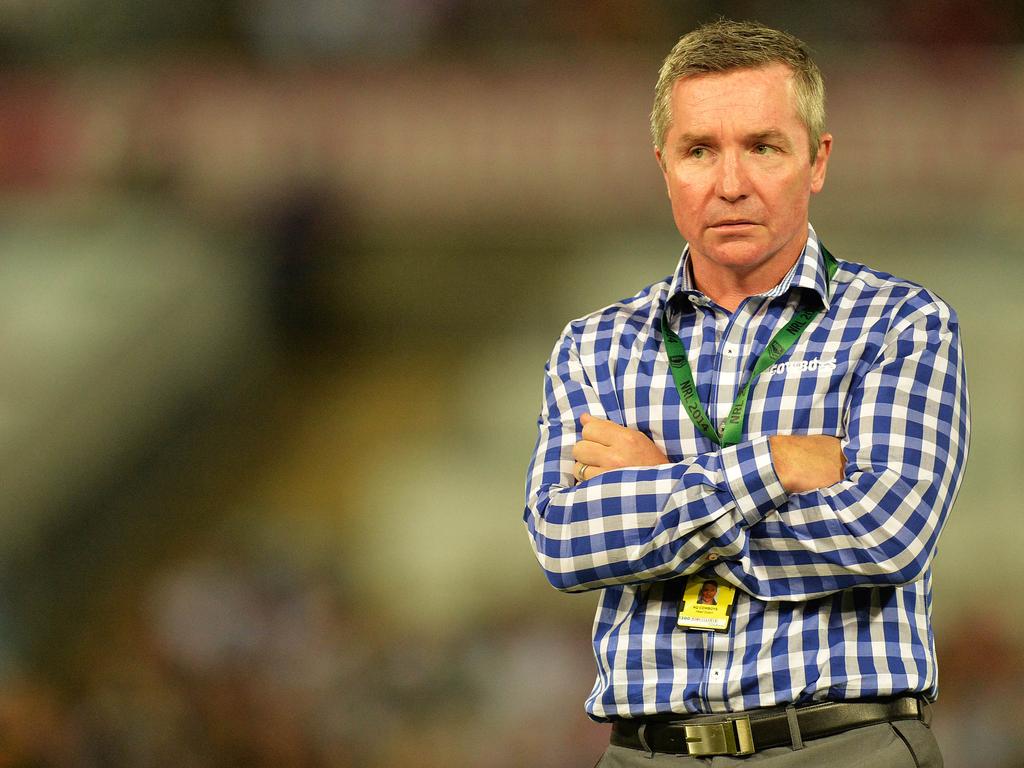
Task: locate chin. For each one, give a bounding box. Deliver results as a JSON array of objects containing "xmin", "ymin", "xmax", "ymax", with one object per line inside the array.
[{"xmin": 703, "ymin": 239, "xmax": 776, "ymax": 269}]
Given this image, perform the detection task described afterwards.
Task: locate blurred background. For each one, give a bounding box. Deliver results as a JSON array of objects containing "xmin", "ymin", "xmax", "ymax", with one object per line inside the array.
[{"xmin": 0, "ymin": 1, "xmax": 1022, "ymax": 766}]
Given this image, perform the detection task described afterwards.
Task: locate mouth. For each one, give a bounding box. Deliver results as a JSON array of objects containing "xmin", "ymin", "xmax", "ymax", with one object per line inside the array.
[{"xmin": 710, "ymin": 220, "xmax": 758, "ymax": 228}]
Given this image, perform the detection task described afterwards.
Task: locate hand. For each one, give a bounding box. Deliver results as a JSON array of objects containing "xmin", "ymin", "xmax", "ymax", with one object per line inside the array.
[
  {"xmin": 571, "ymin": 413, "xmax": 670, "ymax": 482},
  {"xmin": 769, "ymin": 434, "xmax": 846, "ymax": 494}
]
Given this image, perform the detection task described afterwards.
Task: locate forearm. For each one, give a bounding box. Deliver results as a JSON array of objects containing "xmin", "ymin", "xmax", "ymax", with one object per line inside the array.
[
  {"xmin": 524, "ymin": 432, "xmax": 786, "ymax": 592},
  {"xmin": 716, "ymin": 460, "xmax": 963, "ymax": 600},
  {"xmin": 712, "ymin": 301, "xmax": 970, "ymax": 600}
]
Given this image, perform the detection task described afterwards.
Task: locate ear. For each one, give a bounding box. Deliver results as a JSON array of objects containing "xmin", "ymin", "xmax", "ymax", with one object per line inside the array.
[
  {"xmin": 654, "ymin": 146, "xmax": 671, "ymax": 198},
  {"xmin": 810, "ymin": 133, "xmax": 832, "ymax": 194}
]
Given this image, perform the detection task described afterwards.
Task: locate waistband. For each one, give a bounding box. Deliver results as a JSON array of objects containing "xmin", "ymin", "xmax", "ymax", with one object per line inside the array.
[{"xmin": 610, "ymin": 696, "xmax": 928, "ymax": 757}]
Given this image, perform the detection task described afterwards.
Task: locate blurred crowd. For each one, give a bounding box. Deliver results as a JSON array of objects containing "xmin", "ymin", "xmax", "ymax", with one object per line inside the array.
[
  {"xmin": 0, "ymin": 511, "xmax": 604, "ymax": 767},
  {"xmin": 2, "ymin": 0, "xmax": 1022, "ymax": 65}
]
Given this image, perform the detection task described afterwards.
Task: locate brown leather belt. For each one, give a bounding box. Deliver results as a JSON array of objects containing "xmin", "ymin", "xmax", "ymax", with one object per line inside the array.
[{"xmin": 610, "ymin": 697, "xmax": 926, "ymax": 757}]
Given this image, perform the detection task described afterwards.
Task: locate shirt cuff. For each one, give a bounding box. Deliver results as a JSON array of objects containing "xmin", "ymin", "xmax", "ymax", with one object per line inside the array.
[{"xmin": 719, "ymin": 435, "xmax": 789, "ymax": 527}]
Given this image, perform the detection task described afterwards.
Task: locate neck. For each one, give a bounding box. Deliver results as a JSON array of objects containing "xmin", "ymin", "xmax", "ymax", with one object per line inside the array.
[{"xmin": 691, "ymin": 248, "xmax": 803, "ymax": 313}]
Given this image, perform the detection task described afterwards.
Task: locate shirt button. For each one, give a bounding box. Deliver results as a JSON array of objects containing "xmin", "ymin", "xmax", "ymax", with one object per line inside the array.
[
  {"xmin": 687, "ymin": 295, "xmax": 701, "ymax": 305},
  {"xmin": 707, "ymin": 553, "xmax": 719, "ymax": 561},
  {"xmin": 724, "ymin": 345, "xmax": 738, "ymax": 357}
]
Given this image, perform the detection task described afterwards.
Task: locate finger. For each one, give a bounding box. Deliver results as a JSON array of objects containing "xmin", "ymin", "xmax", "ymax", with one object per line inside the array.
[
  {"xmin": 574, "ymin": 461, "xmax": 609, "ymax": 483},
  {"xmin": 572, "ymin": 440, "xmax": 610, "ymax": 466},
  {"xmin": 581, "ymin": 416, "xmax": 623, "ymax": 446}
]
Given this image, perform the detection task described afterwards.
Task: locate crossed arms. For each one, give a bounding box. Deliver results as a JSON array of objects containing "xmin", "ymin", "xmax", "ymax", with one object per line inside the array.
[
  {"xmin": 574, "ymin": 412, "xmax": 845, "ymax": 495},
  {"xmin": 523, "ymin": 298, "xmax": 970, "ymax": 602}
]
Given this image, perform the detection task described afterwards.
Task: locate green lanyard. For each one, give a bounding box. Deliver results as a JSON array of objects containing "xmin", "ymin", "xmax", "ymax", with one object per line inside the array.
[{"xmin": 661, "ymin": 247, "xmax": 838, "ymax": 448}]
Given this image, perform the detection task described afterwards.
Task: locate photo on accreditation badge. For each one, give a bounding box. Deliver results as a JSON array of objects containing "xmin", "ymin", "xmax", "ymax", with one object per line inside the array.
[{"xmin": 677, "ymin": 576, "xmax": 736, "ymax": 632}]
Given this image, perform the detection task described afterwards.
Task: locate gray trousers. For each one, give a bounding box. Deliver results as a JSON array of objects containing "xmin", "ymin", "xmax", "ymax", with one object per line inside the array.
[{"xmin": 596, "ymin": 720, "xmax": 941, "ymax": 768}]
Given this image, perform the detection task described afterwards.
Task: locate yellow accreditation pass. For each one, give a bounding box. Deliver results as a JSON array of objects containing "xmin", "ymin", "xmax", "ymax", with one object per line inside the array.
[{"xmin": 677, "ymin": 575, "xmax": 736, "ymax": 632}]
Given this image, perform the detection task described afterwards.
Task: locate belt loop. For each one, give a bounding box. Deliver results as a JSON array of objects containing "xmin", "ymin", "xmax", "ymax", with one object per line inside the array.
[
  {"xmin": 918, "ymin": 698, "xmax": 933, "ymax": 727},
  {"xmin": 636, "ymin": 724, "xmax": 655, "ymax": 759},
  {"xmin": 785, "ymin": 704, "xmax": 804, "ymax": 750}
]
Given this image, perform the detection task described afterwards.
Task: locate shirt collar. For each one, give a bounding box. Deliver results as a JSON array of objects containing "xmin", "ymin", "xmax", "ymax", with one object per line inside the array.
[{"xmin": 666, "ymin": 224, "xmax": 832, "ymax": 312}]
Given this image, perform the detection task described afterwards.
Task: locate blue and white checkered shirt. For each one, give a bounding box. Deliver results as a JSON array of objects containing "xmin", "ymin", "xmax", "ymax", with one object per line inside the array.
[{"xmin": 524, "ymin": 225, "xmax": 970, "ymax": 720}]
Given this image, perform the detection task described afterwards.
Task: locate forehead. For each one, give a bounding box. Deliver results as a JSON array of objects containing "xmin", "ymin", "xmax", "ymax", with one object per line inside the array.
[{"xmin": 668, "ymin": 63, "xmax": 801, "ymax": 134}]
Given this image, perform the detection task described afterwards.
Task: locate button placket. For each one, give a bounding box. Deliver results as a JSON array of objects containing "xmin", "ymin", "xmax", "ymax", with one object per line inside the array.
[{"xmin": 715, "ymin": 311, "xmax": 749, "ymax": 431}]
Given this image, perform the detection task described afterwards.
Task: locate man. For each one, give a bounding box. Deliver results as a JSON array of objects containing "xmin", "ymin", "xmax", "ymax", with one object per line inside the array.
[
  {"xmin": 523, "ymin": 19, "xmax": 969, "ymax": 767},
  {"xmin": 697, "ymin": 579, "xmax": 718, "ymax": 605}
]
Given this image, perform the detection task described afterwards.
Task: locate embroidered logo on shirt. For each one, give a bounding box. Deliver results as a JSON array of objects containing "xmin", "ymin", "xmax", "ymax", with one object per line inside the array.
[{"xmin": 765, "ymin": 357, "xmax": 837, "ymax": 376}]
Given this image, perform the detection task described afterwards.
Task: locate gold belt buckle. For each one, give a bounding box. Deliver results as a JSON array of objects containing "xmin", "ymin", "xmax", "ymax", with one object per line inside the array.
[{"xmin": 684, "ymin": 716, "xmax": 755, "ymax": 756}]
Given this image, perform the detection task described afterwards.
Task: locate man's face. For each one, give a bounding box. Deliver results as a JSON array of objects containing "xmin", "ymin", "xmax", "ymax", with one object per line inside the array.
[
  {"xmin": 655, "ymin": 63, "xmax": 831, "ymax": 289},
  {"xmin": 700, "ymin": 582, "xmax": 717, "ymax": 602}
]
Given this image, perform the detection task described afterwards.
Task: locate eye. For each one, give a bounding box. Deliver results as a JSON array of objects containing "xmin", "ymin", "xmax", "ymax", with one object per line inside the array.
[
  {"xmin": 754, "ymin": 144, "xmax": 776, "ymax": 155},
  {"xmin": 689, "ymin": 146, "xmax": 709, "ymax": 159}
]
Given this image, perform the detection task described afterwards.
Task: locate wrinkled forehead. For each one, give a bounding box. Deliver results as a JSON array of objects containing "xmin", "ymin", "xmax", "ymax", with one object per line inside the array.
[{"xmin": 666, "ymin": 64, "xmax": 804, "ymax": 137}]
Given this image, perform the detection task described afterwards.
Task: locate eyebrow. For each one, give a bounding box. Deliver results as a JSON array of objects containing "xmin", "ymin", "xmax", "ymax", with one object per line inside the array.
[
  {"xmin": 673, "ymin": 132, "xmax": 714, "ymax": 151},
  {"xmin": 748, "ymin": 130, "xmax": 792, "ymax": 146}
]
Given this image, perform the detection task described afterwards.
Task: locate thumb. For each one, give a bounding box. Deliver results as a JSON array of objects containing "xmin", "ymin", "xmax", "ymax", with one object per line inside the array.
[{"xmin": 580, "ymin": 411, "xmax": 591, "ymax": 426}]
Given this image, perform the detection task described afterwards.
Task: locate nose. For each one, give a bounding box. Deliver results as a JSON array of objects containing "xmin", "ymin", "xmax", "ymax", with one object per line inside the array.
[{"xmin": 715, "ymin": 151, "xmax": 749, "ymax": 202}]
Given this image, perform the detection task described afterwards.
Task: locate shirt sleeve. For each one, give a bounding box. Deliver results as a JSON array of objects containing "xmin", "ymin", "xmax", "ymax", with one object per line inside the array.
[
  {"xmin": 523, "ymin": 325, "xmax": 790, "ymax": 593},
  {"xmin": 719, "ymin": 297, "xmax": 970, "ymax": 601}
]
